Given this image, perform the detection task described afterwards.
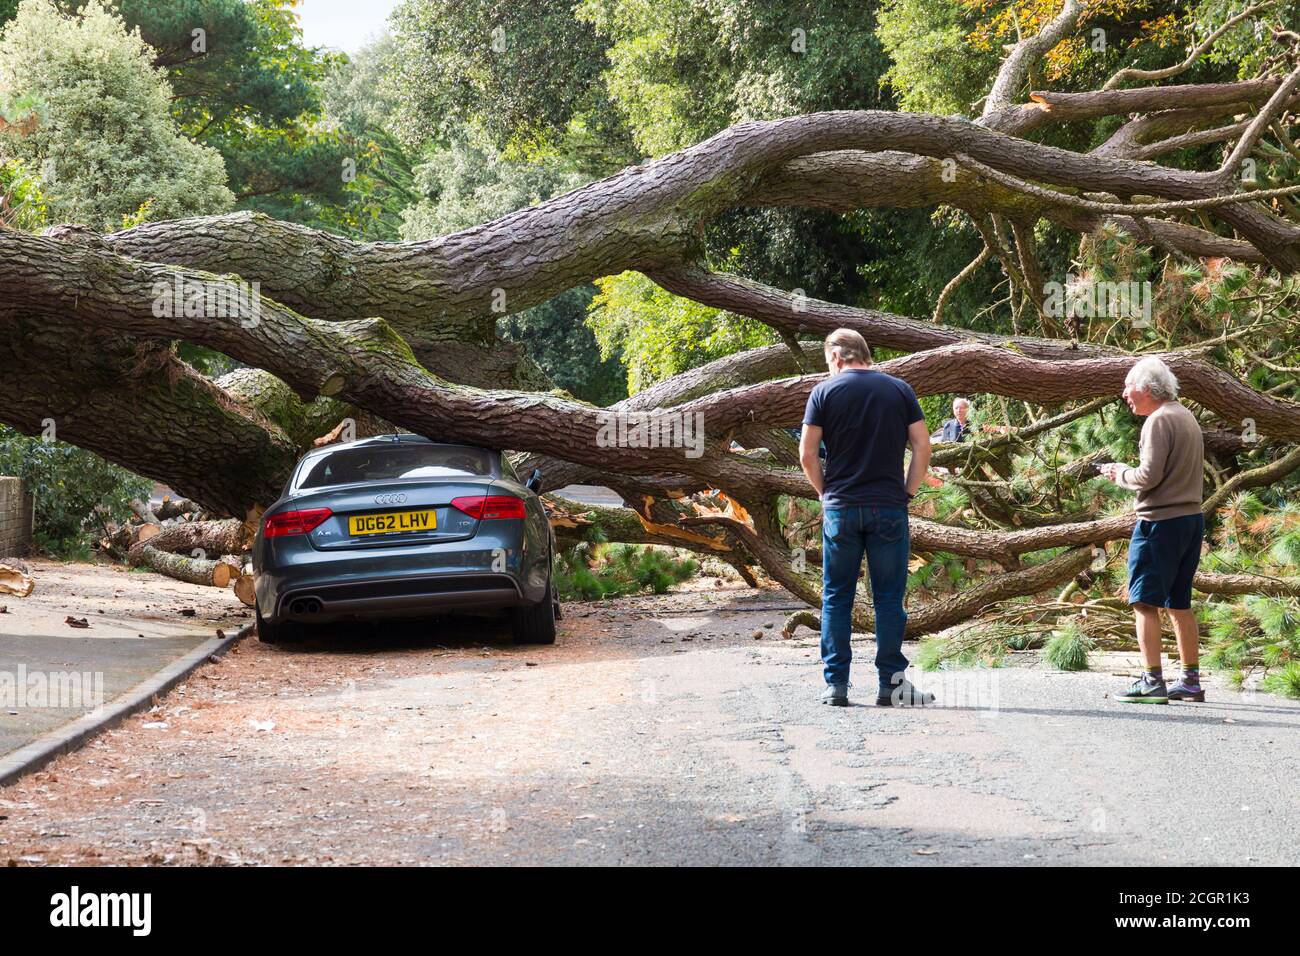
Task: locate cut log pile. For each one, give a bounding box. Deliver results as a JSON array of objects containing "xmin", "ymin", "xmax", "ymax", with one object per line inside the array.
[
  {"xmin": 98, "ymin": 498, "xmax": 258, "ymax": 605},
  {"xmin": 97, "ymin": 496, "xmax": 197, "ymax": 557}
]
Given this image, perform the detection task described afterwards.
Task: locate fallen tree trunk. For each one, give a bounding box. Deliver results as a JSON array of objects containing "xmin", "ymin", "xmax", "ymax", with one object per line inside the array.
[
  {"xmin": 132, "ymin": 546, "xmax": 240, "ymax": 588},
  {"xmin": 7, "ymin": 94, "xmax": 1299, "ymax": 516},
  {"xmin": 124, "ymin": 519, "xmax": 255, "ymax": 592},
  {"xmin": 129, "ymin": 498, "xmax": 161, "ymax": 526},
  {"xmin": 0, "ymin": 316, "xmax": 301, "ymax": 515},
  {"xmin": 1194, "ymin": 571, "xmax": 1300, "ymax": 597},
  {"xmin": 2, "ymin": 33, "xmax": 1299, "ymax": 634},
  {"xmin": 133, "ymin": 523, "xmax": 161, "ymax": 546},
  {"xmin": 100, "ymin": 91, "xmax": 1300, "ymax": 331},
  {"xmin": 154, "ymin": 496, "xmax": 201, "ymax": 521},
  {"xmin": 126, "ymin": 519, "xmax": 250, "ymax": 565},
  {"xmin": 5, "ymin": 238, "xmax": 1297, "ymax": 490}
]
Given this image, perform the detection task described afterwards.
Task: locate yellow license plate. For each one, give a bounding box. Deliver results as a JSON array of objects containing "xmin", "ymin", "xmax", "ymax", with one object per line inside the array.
[{"xmin": 348, "ymin": 509, "xmax": 437, "ymax": 536}]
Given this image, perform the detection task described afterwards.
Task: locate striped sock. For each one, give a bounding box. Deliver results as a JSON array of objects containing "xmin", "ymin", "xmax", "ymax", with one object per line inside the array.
[
  {"xmin": 1182, "ymin": 666, "xmax": 1200, "ymax": 685},
  {"xmin": 1145, "ymin": 666, "xmax": 1164, "ymax": 682}
]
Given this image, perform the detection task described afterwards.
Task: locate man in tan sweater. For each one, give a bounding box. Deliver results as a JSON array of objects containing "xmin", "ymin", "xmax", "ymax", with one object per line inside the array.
[{"xmin": 1099, "ymin": 357, "xmax": 1206, "ymax": 704}]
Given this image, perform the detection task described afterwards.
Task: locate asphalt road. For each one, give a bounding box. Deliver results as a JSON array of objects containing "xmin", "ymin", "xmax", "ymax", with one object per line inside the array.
[
  {"xmin": 1, "ymin": 584, "xmax": 1297, "ymax": 866},
  {"xmin": 551, "ymin": 484, "xmax": 625, "ymax": 507}
]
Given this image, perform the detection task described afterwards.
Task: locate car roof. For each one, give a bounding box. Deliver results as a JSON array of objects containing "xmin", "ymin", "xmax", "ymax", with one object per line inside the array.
[{"xmin": 304, "ymin": 434, "xmax": 496, "ymax": 456}]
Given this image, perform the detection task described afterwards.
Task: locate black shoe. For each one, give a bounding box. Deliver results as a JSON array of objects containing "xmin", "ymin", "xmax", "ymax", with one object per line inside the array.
[
  {"xmin": 877, "ymin": 679, "xmax": 935, "ymax": 707},
  {"xmin": 1117, "ymin": 674, "xmax": 1168, "ymax": 704},
  {"xmin": 821, "ymin": 683, "xmax": 849, "ymax": 707}
]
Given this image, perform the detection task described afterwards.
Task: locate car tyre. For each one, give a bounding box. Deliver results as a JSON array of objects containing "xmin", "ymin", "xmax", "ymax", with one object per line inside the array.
[
  {"xmin": 512, "ymin": 569, "xmax": 558, "ymax": 645},
  {"xmin": 256, "ymin": 604, "xmax": 304, "ymax": 645}
]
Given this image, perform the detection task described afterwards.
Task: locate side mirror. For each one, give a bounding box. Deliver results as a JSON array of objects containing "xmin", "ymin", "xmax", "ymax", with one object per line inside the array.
[{"xmin": 526, "ymin": 468, "xmax": 543, "ymax": 493}]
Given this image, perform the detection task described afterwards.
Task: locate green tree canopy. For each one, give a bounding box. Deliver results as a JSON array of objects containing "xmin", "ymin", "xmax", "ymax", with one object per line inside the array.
[
  {"xmin": 0, "ymin": 0, "xmax": 233, "ymax": 229},
  {"xmin": 388, "ymin": 0, "xmax": 621, "ymax": 164},
  {"xmin": 113, "ymin": 0, "xmax": 356, "ymax": 224}
]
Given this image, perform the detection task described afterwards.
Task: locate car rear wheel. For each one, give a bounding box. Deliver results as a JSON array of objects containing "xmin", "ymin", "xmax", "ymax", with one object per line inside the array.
[
  {"xmin": 511, "ymin": 570, "xmax": 557, "ymax": 645},
  {"xmin": 256, "ymin": 604, "xmax": 304, "ymax": 645}
]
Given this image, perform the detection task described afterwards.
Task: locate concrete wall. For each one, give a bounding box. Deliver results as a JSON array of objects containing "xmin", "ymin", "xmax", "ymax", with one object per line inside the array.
[{"xmin": 0, "ymin": 477, "xmax": 33, "ymax": 557}]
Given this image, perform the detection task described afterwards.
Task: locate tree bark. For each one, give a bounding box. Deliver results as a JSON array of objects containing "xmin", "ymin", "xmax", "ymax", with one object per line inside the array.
[
  {"xmin": 1194, "ymin": 571, "xmax": 1300, "ymax": 597},
  {"xmin": 127, "ymin": 519, "xmax": 250, "ymax": 566},
  {"xmin": 132, "ymin": 546, "xmax": 239, "ymax": 588}
]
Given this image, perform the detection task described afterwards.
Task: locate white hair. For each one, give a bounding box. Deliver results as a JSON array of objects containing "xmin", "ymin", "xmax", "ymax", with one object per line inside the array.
[
  {"xmin": 1127, "ymin": 357, "xmax": 1179, "ymax": 401},
  {"xmin": 953, "ymin": 397, "xmax": 971, "ymax": 409}
]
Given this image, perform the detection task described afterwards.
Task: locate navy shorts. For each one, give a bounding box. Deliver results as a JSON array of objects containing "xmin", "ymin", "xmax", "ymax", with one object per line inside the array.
[{"xmin": 1127, "ymin": 513, "xmax": 1204, "ymax": 610}]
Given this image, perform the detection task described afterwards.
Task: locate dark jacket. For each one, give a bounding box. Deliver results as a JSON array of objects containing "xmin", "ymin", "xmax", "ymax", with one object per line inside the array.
[{"xmin": 935, "ymin": 418, "xmax": 968, "ymax": 443}]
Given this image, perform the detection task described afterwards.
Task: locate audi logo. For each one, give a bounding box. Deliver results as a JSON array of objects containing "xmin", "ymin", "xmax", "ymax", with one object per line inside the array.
[{"xmin": 374, "ymin": 493, "xmax": 407, "ymax": 505}]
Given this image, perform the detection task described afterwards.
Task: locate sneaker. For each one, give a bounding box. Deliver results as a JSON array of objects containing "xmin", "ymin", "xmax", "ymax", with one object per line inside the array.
[
  {"xmin": 1117, "ymin": 674, "xmax": 1168, "ymax": 704},
  {"xmin": 821, "ymin": 683, "xmax": 849, "ymax": 707},
  {"xmin": 1167, "ymin": 679, "xmax": 1205, "ymax": 702},
  {"xmin": 877, "ymin": 679, "xmax": 935, "ymax": 707}
]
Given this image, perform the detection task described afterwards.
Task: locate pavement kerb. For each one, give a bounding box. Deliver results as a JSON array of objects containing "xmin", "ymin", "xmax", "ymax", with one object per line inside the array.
[{"xmin": 0, "ymin": 624, "xmax": 254, "ymax": 787}]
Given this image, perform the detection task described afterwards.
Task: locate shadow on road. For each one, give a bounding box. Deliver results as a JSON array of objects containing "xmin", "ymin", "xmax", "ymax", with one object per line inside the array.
[
  {"xmin": 268, "ymin": 611, "xmax": 516, "ymax": 654},
  {"xmin": 934, "ymin": 701, "xmax": 1300, "ymax": 729}
]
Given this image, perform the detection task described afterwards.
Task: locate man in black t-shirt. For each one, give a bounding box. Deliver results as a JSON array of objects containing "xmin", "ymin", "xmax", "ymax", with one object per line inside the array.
[{"xmin": 800, "ymin": 328, "xmax": 935, "ymax": 708}]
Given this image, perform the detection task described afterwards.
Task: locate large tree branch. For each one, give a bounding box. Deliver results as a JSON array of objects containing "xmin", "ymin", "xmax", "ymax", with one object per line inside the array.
[
  {"xmin": 1219, "ymin": 60, "xmax": 1300, "ymax": 181},
  {"xmin": 94, "ymin": 102, "xmax": 1300, "ymax": 337},
  {"xmin": 983, "ymin": 1, "xmax": 1085, "ymax": 118},
  {"xmin": 648, "ymin": 262, "xmax": 1118, "ymax": 360},
  {"xmin": 1203, "ymin": 441, "xmax": 1300, "ymax": 512},
  {"xmin": 647, "ymin": 266, "xmax": 1300, "ymax": 439},
  {"xmin": 0, "ymin": 314, "xmax": 298, "ymax": 515},
  {"xmin": 752, "ymin": 150, "xmax": 1270, "ymax": 262},
  {"xmin": 1194, "ymin": 570, "xmax": 1300, "ymax": 596},
  {"xmin": 5, "ymin": 234, "xmax": 1297, "ymax": 488},
  {"xmin": 986, "ymin": 77, "xmax": 1290, "ymax": 137}
]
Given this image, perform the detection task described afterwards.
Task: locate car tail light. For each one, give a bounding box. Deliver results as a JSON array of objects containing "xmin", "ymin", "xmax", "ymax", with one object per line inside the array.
[
  {"xmin": 264, "ymin": 507, "xmax": 332, "ymax": 537},
  {"xmin": 451, "ymin": 495, "xmax": 526, "ymax": 520}
]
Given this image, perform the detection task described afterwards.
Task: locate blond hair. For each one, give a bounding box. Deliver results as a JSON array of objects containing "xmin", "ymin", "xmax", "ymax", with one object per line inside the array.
[{"xmin": 824, "ymin": 328, "xmax": 872, "ymax": 365}]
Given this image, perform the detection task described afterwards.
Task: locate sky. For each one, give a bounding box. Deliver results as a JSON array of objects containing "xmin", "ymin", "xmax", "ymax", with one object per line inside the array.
[{"xmin": 295, "ymin": 0, "xmax": 402, "ymax": 54}]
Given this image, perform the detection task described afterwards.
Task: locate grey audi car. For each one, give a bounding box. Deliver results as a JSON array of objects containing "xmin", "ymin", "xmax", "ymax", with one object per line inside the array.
[{"xmin": 252, "ymin": 435, "xmax": 559, "ymax": 645}]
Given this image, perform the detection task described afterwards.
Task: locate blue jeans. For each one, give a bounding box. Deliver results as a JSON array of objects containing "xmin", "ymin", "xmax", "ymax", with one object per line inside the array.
[{"xmin": 820, "ymin": 506, "xmax": 910, "ymax": 689}]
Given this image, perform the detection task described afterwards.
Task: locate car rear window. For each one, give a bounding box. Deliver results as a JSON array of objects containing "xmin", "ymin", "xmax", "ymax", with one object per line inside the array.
[{"xmin": 295, "ymin": 445, "xmax": 495, "ymax": 490}]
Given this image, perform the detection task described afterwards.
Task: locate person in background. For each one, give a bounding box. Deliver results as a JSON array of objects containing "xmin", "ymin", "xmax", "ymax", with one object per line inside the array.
[
  {"xmin": 1098, "ymin": 357, "xmax": 1206, "ymax": 704},
  {"xmin": 934, "ymin": 397, "xmax": 972, "ymax": 443},
  {"xmin": 800, "ymin": 328, "xmax": 934, "ymax": 708}
]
